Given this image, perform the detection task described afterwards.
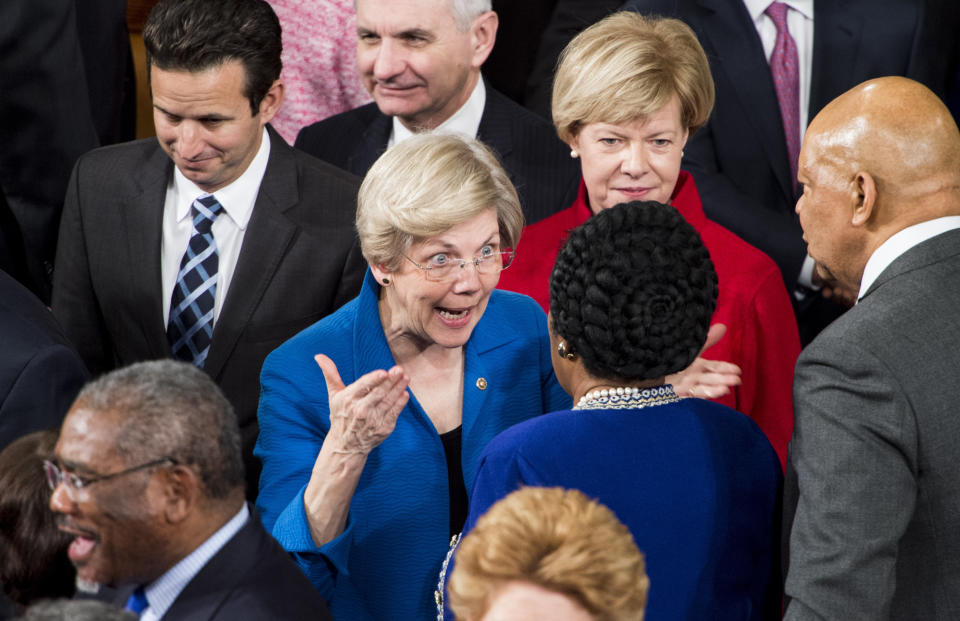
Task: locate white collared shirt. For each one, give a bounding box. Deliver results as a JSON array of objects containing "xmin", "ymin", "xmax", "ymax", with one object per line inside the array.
[
  {"xmin": 388, "ymin": 77, "xmax": 486, "ymax": 147},
  {"xmin": 858, "ymin": 216, "xmax": 960, "ymax": 301},
  {"xmin": 742, "ymin": 0, "xmax": 814, "ymax": 135},
  {"xmin": 138, "ymin": 503, "xmax": 249, "ymax": 621},
  {"xmin": 161, "ymin": 129, "xmax": 271, "ymax": 326}
]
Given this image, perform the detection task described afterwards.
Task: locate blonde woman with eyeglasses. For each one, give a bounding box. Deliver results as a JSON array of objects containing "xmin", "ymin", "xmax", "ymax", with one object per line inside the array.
[{"xmin": 254, "ymin": 133, "xmax": 569, "ymax": 620}]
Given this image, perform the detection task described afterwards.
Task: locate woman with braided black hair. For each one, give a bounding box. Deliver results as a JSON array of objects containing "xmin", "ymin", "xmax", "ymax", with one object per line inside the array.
[{"xmin": 444, "ymin": 202, "xmax": 782, "ymax": 621}]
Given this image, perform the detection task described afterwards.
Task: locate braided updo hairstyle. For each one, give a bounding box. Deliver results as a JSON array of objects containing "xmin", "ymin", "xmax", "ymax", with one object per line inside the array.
[{"xmin": 549, "ymin": 201, "xmax": 718, "ymax": 381}]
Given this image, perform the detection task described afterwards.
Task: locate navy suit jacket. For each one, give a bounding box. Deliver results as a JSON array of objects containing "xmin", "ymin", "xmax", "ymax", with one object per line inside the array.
[
  {"xmin": 294, "ymin": 82, "xmax": 580, "ymax": 225},
  {"xmin": 51, "ymin": 127, "xmax": 366, "ymax": 498},
  {"xmin": 0, "ymin": 269, "xmax": 87, "ymax": 451},
  {"xmin": 622, "ymin": 0, "xmax": 947, "ymax": 293}
]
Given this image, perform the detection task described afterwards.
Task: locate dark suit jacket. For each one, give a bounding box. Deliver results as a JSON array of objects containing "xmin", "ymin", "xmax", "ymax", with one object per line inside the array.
[
  {"xmin": 113, "ymin": 506, "xmax": 332, "ymax": 620},
  {"xmin": 622, "ymin": 0, "xmax": 949, "ymax": 339},
  {"xmin": 294, "ymin": 82, "xmax": 580, "ymax": 225},
  {"xmin": 0, "ymin": 269, "xmax": 87, "ymax": 452},
  {"xmin": 0, "ymin": 0, "xmax": 100, "ymax": 301},
  {"xmin": 51, "ymin": 128, "xmax": 366, "ymax": 498},
  {"xmin": 784, "ymin": 228, "xmax": 960, "ymax": 620}
]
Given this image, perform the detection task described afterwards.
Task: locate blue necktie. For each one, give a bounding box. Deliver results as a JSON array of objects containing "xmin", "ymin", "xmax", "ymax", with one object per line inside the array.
[
  {"xmin": 125, "ymin": 586, "xmax": 149, "ymax": 615},
  {"xmin": 167, "ymin": 195, "xmax": 223, "ymax": 367}
]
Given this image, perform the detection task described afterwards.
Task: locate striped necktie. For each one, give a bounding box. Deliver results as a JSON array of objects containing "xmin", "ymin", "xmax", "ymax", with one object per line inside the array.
[{"xmin": 167, "ymin": 195, "xmax": 223, "ymax": 367}]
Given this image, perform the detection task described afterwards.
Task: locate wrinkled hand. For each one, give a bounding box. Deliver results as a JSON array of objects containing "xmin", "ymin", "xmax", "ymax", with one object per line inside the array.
[
  {"xmin": 315, "ymin": 354, "xmax": 410, "ymax": 456},
  {"xmin": 667, "ymin": 324, "xmax": 742, "ymax": 400}
]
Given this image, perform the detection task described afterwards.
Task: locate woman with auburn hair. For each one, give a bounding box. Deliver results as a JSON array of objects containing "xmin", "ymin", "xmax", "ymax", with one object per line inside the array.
[
  {"xmin": 448, "ymin": 487, "xmax": 649, "ymax": 621},
  {"xmin": 497, "ymin": 11, "xmax": 800, "ymax": 467}
]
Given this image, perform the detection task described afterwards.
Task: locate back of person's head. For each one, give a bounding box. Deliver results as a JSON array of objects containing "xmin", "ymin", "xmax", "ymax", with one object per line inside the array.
[
  {"xmin": 0, "ymin": 431, "xmax": 74, "ymax": 609},
  {"xmin": 549, "ymin": 201, "xmax": 717, "ymax": 382},
  {"xmin": 143, "ymin": 0, "xmax": 282, "ymax": 114},
  {"xmin": 356, "ymin": 133, "xmax": 523, "ymax": 270},
  {"xmin": 448, "ymin": 487, "xmax": 648, "ymax": 621},
  {"xmin": 74, "ymin": 360, "xmax": 244, "ymax": 501},
  {"xmin": 552, "ymin": 11, "xmax": 714, "ymax": 143},
  {"xmin": 19, "ymin": 599, "xmax": 137, "ymax": 621}
]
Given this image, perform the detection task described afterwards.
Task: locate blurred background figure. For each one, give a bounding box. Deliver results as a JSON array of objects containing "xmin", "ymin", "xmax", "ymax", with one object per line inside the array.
[
  {"xmin": 454, "ymin": 201, "xmax": 783, "ymax": 620},
  {"xmin": 0, "ymin": 431, "xmax": 75, "ymax": 618},
  {"xmin": 447, "ymin": 487, "xmax": 649, "ymax": 621},
  {"xmin": 18, "ymin": 599, "xmax": 135, "ymax": 621},
  {"xmin": 499, "ymin": 11, "xmax": 798, "ymax": 468},
  {"xmin": 266, "ymin": 0, "xmax": 372, "ymax": 143}
]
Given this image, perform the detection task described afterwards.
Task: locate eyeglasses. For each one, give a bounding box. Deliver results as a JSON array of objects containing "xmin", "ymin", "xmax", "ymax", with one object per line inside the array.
[
  {"xmin": 403, "ymin": 249, "xmax": 515, "ymax": 282},
  {"xmin": 44, "ymin": 457, "xmax": 175, "ymax": 499}
]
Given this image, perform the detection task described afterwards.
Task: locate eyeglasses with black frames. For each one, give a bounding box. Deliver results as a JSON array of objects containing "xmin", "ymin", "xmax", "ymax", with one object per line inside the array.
[
  {"xmin": 44, "ymin": 457, "xmax": 176, "ymax": 499},
  {"xmin": 403, "ymin": 246, "xmax": 515, "ymax": 282}
]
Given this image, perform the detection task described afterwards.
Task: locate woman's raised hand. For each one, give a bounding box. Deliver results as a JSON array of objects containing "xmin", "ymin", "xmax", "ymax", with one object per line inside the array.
[
  {"xmin": 668, "ymin": 324, "xmax": 742, "ymax": 400},
  {"xmin": 315, "ymin": 354, "xmax": 410, "ymax": 456}
]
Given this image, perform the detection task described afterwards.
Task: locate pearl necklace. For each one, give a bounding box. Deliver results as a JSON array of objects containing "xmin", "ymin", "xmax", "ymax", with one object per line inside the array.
[{"xmin": 573, "ymin": 384, "xmax": 680, "ymax": 411}]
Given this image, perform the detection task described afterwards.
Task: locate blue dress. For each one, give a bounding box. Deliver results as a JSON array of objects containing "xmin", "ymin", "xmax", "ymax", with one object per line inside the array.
[
  {"xmin": 255, "ymin": 270, "xmax": 569, "ymax": 620},
  {"xmin": 455, "ymin": 397, "xmax": 783, "ymax": 620}
]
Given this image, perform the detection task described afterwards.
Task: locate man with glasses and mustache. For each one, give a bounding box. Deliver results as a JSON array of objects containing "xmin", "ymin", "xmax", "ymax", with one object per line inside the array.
[{"xmin": 47, "ymin": 360, "xmax": 331, "ymax": 620}]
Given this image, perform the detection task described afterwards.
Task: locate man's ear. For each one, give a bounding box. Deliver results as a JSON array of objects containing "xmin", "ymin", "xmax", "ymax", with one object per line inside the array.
[
  {"xmin": 469, "ymin": 11, "xmax": 498, "ymax": 68},
  {"xmin": 851, "ymin": 171, "xmax": 877, "ymax": 227},
  {"xmin": 160, "ymin": 464, "xmax": 200, "ymax": 524},
  {"xmin": 258, "ymin": 79, "xmax": 285, "ymax": 124}
]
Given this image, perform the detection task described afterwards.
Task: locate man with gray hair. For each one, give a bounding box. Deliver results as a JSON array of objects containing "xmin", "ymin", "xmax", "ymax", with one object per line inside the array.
[
  {"xmin": 48, "ymin": 360, "xmax": 331, "ymax": 620},
  {"xmin": 294, "ymin": 0, "xmax": 579, "ymax": 225}
]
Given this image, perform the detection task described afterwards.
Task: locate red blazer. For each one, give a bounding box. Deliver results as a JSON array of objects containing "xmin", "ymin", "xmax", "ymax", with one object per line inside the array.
[{"xmin": 499, "ymin": 172, "xmax": 799, "ymax": 467}]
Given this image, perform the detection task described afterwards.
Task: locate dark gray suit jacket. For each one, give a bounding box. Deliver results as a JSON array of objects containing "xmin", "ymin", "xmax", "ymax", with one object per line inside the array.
[
  {"xmin": 51, "ymin": 128, "xmax": 366, "ymax": 498},
  {"xmin": 785, "ymin": 228, "xmax": 960, "ymax": 620},
  {"xmin": 294, "ymin": 83, "xmax": 580, "ymax": 225}
]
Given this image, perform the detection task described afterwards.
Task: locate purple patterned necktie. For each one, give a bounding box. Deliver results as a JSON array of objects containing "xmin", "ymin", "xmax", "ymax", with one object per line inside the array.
[{"xmin": 765, "ymin": 1, "xmax": 800, "ymax": 190}]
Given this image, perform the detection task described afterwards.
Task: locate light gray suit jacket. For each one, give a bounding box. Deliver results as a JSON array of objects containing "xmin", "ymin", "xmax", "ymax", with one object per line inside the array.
[{"xmin": 784, "ymin": 227, "xmax": 960, "ymax": 620}]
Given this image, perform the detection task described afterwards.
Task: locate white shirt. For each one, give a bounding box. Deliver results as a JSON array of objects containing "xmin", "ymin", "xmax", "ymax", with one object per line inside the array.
[
  {"xmin": 858, "ymin": 216, "xmax": 960, "ymax": 301},
  {"xmin": 138, "ymin": 503, "xmax": 250, "ymax": 621},
  {"xmin": 161, "ymin": 129, "xmax": 271, "ymax": 326},
  {"xmin": 388, "ymin": 77, "xmax": 486, "ymax": 147}
]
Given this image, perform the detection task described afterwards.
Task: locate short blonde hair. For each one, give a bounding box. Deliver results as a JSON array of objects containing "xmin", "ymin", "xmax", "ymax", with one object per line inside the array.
[
  {"xmin": 552, "ymin": 11, "xmax": 715, "ymax": 144},
  {"xmin": 356, "ymin": 133, "xmax": 524, "ymax": 270},
  {"xmin": 448, "ymin": 487, "xmax": 649, "ymax": 621}
]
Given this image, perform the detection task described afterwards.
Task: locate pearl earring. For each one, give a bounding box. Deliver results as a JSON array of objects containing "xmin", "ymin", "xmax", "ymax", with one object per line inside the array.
[{"xmin": 570, "ymin": 149, "xmax": 579, "ymax": 159}]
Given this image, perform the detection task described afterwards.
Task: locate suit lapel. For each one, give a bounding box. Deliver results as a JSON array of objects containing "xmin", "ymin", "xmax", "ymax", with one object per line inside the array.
[
  {"xmin": 809, "ymin": 0, "xmax": 862, "ymax": 117},
  {"xmin": 696, "ymin": 0, "xmax": 794, "ymax": 203},
  {"xmin": 122, "ymin": 144, "xmax": 172, "ymax": 358},
  {"xmin": 346, "ymin": 111, "xmax": 392, "ymax": 176},
  {"xmin": 476, "ymin": 84, "xmax": 515, "ymax": 161},
  {"xmin": 204, "ymin": 129, "xmax": 298, "ymax": 380},
  {"xmin": 860, "ymin": 229, "xmax": 960, "ymax": 301}
]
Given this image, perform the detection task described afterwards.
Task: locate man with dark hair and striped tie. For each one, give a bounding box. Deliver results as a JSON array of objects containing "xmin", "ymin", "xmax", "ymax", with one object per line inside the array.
[
  {"xmin": 51, "ymin": 0, "xmax": 366, "ymax": 500},
  {"xmin": 49, "ymin": 360, "xmax": 332, "ymax": 619}
]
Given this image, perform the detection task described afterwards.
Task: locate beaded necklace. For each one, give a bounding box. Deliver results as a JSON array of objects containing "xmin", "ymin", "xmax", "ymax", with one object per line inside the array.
[{"xmin": 573, "ymin": 384, "xmax": 680, "ymax": 411}]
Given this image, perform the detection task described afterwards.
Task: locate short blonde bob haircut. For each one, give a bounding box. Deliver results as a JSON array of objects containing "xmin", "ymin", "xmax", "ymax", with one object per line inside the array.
[
  {"xmin": 356, "ymin": 133, "xmax": 524, "ymax": 271},
  {"xmin": 448, "ymin": 487, "xmax": 649, "ymax": 621},
  {"xmin": 552, "ymin": 11, "xmax": 715, "ymax": 144}
]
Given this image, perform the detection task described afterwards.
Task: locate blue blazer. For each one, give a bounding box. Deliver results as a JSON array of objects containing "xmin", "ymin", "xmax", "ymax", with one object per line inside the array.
[
  {"xmin": 255, "ymin": 270, "xmax": 569, "ymax": 620},
  {"xmin": 453, "ymin": 399, "xmax": 783, "ymax": 620}
]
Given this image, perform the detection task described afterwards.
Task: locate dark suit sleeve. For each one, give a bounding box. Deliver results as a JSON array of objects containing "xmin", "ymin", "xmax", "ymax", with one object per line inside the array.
[
  {"xmin": 51, "ymin": 158, "xmax": 111, "ymax": 376},
  {"xmin": 0, "ymin": 0, "xmax": 100, "ymax": 302},
  {"xmin": 332, "ymin": 238, "xmax": 367, "ymax": 313},
  {"xmin": 785, "ymin": 335, "xmax": 917, "ymax": 620},
  {"xmin": 0, "ymin": 343, "xmax": 87, "ymax": 450}
]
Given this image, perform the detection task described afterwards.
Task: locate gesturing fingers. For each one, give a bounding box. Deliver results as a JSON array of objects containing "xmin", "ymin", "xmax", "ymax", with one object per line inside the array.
[{"xmin": 322, "ymin": 361, "xmax": 410, "ymax": 454}]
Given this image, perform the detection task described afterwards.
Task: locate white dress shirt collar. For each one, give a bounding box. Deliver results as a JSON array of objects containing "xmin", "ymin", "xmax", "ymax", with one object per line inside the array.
[
  {"xmin": 858, "ymin": 216, "xmax": 960, "ymax": 301},
  {"xmin": 138, "ymin": 503, "xmax": 250, "ymax": 621},
  {"xmin": 389, "ymin": 77, "xmax": 486, "ymax": 147},
  {"xmin": 743, "ymin": 0, "xmax": 812, "ymax": 22}
]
